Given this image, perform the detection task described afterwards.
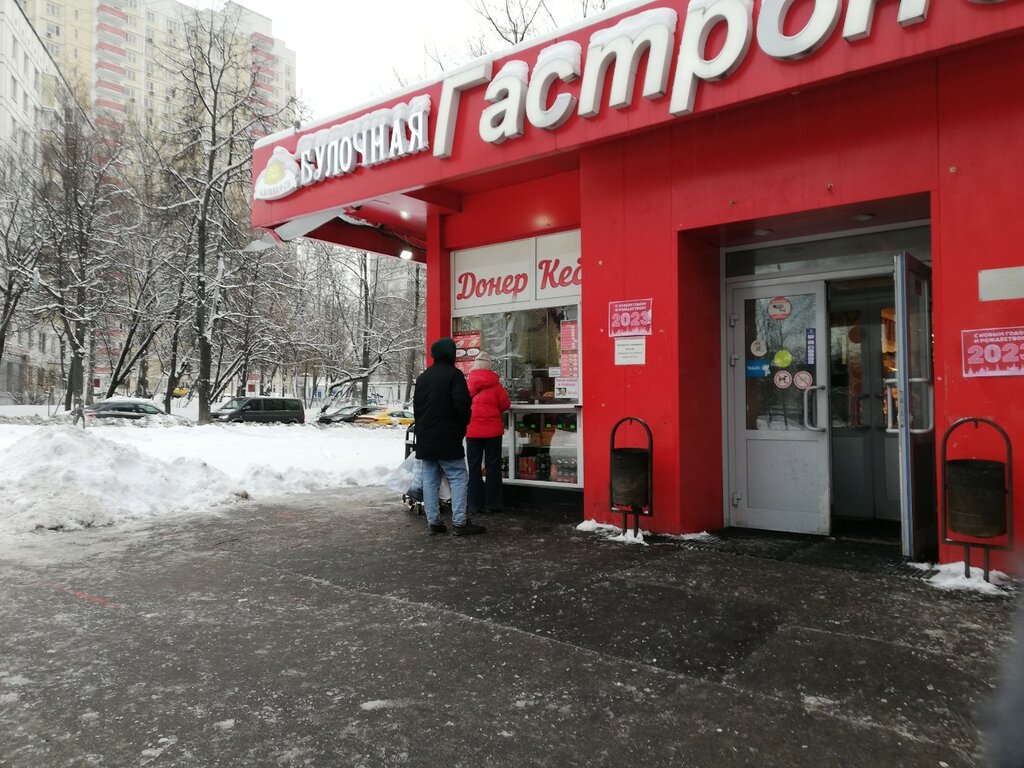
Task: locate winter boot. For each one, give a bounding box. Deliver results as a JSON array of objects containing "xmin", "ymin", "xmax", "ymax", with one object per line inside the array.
[{"xmin": 452, "ymin": 521, "xmax": 486, "ymax": 536}]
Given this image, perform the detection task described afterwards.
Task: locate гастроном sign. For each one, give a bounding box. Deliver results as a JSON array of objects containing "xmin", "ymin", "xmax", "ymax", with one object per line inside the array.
[{"xmin": 254, "ymin": 0, "xmax": 1010, "ymax": 202}]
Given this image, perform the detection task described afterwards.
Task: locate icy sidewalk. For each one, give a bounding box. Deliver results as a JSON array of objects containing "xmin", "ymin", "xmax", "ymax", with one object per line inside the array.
[{"xmin": 0, "ymin": 487, "xmax": 1015, "ymax": 768}]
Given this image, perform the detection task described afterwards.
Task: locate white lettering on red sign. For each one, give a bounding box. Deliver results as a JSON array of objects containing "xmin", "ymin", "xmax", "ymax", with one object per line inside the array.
[
  {"xmin": 537, "ymin": 257, "xmax": 582, "ymax": 291},
  {"xmin": 455, "ymin": 270, "xmax": 530, "ymax": 301},
  {"xmin": 961, "ymin": 326, "xmax": 1024, "ymax": 378}
]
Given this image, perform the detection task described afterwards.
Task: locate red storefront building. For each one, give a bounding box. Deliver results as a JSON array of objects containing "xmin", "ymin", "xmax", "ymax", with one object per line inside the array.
[{"xmin": 251, "ymin": 0, "xmax": 1024, "ymax": 570}]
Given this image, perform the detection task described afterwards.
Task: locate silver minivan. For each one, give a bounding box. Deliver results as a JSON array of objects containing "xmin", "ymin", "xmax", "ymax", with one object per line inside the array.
[{"xmin": 213, "ymin": 396, "xmax": 305, "ymax": 424}]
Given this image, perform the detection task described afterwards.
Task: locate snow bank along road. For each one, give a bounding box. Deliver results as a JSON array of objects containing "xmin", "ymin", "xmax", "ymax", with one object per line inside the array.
[{"xmin": 0, "ymin": 422, "xmax": 405, "ymax": 536}]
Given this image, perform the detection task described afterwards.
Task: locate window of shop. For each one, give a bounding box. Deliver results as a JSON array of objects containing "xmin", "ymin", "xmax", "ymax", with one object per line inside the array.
[{"xmin": 451, "ymin": 231, "xmax": 582, "ymax": 488}]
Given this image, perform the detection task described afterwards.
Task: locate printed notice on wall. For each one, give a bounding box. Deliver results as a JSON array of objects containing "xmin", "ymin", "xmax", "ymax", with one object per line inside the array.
[
  {"xmin": 962, "ymin": 326, "xmax": 1024, "ymax": 377},
  {"xmin": 608, "ymin": 299, "xmax": 653, "ymax": 337},
  {"xmin": 614, "ymin": 337, "xmax": 646, "ymax": 366}
]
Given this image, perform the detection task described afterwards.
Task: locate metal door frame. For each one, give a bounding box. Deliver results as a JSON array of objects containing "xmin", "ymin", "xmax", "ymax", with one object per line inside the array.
[{"xmin": 719, "ymin": 222, "xmax": 932, "ymax": 537}]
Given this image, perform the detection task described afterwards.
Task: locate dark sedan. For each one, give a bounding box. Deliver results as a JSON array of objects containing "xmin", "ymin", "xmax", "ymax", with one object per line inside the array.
[
  {"xmin": 84, "ymin": 399, "xmax": 181, "ymax": 423},
  {"xmin": 317, "ymin": 404, "xmax": 379, "ymax": 425}
]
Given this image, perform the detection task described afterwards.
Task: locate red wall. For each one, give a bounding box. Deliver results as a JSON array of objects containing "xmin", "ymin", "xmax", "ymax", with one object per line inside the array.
[
  {"xmin": 933, "ymin": 37, "xmax": 1024, "ymax": 569},
  {"xmin": 429, "ymin": 35, "xmax": 1024, "ymax": 568}
]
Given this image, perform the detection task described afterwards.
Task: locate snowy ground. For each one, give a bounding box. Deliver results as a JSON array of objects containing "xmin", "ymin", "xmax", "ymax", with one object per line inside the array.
[
  {"xmin": 0, "ymin": 402, "xmax": 405, "ymax": 538},
  {"xmin": 0, "ymin": 403, "xmax": 1014, "ymax": 594}
]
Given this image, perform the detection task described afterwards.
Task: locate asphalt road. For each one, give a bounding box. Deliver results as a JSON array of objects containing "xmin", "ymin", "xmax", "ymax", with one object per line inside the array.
[{"xmin": 0, "ymin": 487, "xmax": 1017, "ymax": 767}]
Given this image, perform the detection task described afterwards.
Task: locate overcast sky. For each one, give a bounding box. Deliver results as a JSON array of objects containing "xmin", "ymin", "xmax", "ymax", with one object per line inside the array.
[{"xmin": 227, "ymin": 0, "xmax": 635, "ymax": 122}]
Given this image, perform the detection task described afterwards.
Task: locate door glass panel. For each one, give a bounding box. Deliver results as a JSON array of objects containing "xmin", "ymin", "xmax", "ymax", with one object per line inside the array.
[
  {"xmin": 743, "ymin": 293, "xmax": 817, "ymax": 431},
  {"xmin": 904, "ymin": 270, "xmax": 931, "ymax": 431},
  {"xmin": 881, "ymin": 307, "xmax": 898, "ymax": 427},
  {"xmin": 829, "ymin": 310, "xmax": 863, "ymax": 428}
]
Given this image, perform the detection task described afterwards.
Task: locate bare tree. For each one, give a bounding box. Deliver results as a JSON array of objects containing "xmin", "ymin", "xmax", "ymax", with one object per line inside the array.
[
  {"xmin": 421, "ymin": 0, "xmax": 614, "ymax": 80},
  {"xmin": 35, "ymin": 97, "xmax": 127, "ymax": 410},
  {"xmin": 294, "ymin": 242, "xmax": 423, "ymax": 406},
  {"xmin": 153, "ymin": 4, "xmax": 297, "ymax": 423}
]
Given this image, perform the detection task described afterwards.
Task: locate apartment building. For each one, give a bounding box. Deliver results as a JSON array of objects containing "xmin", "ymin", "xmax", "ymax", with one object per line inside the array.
[
  {"xmin": 17, "ymin": 0, "xmax": 296, "ymax": 132},
  {"xmin": 5, "ymin": 0, "xmax": 296, "ymax": 401},
  {"xmin": 0, "ymin": 0, "xmax": 71, "ymax": 403},
  {"xmin": 0, "ymin": 0, "xmax": 66, "ymax": 152}
]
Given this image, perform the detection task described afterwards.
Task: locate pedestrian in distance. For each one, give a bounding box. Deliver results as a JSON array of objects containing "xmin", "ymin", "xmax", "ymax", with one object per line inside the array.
[
  {"xmin": 412, "ymin": 337, "xmax": 486, "ymax": 536},
  {"xmin": 466, "ymin": 351, "xmax": 511, "ymax": 515}
]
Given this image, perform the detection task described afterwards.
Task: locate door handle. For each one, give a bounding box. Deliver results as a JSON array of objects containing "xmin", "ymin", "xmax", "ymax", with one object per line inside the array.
[
  {"xmin": 908, "ymin": 378, "xmax": 934, "ymax": 434},
  {"xmin": 883, "ymin": 378, "xmax": 898, "ymax": 433},
  {"xmin": 803, "ymin": 384, "xmax": 827, "ymax": 432}
]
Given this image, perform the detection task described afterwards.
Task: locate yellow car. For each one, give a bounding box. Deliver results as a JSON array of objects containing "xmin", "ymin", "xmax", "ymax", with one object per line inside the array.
[{"xmin": 353, "ymin": 407, "xmax": 414, "ymax": 426}]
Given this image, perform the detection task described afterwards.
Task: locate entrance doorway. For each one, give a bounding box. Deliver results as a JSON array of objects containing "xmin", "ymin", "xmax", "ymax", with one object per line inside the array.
[
  {"xmin": 828, "ymin": 279, "xmax": 901, "ymax": 533},
  {"xmin": 725, "ymin": 230, "xmax": 936, "ymax": 559}
]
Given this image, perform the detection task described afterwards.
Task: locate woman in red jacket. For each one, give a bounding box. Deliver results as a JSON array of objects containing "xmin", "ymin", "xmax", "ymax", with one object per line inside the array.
[{"xmin": 466, "ymin": 351, "xmax": 512, "ymax": 514}]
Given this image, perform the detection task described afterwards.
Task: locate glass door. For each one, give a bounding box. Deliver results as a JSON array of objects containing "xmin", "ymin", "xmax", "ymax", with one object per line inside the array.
[
  {"xmin": 891, "ymin": 252, "xmax": 936, "ymax": 559},
  {"xmin": 729, "ymin": 281, "xmax": 831, "ymax": 534}
]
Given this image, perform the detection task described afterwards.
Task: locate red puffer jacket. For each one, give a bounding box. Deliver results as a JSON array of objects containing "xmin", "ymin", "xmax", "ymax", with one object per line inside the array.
[{"xmin": 466, "ymin": 369, "xmax": 512, "ymax": 439}]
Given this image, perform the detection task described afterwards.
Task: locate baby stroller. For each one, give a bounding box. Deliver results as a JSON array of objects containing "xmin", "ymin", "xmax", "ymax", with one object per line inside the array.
[{"xmin": 403, "ymin": 423, "xmax": 452, "ymax": 516}]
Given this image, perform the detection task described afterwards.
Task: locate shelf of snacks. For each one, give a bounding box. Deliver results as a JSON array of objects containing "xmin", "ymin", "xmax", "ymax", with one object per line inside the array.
[{"xmin": 508, "ymin": 409, "xmax": 581, "ymax": 486}]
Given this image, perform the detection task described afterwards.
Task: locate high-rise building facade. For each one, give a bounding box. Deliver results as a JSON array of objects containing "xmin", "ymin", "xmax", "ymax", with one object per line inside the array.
[
  {"xmin": 0, "ymin": 0, "xmax": 71, "ymax": 402},
  {"xmin": 17, "ymin": 0, "xmax": 296, "ymax": 132},
  {"xmin": 0, "ymin": 0, "xmax": 66, "ymax": 152}
]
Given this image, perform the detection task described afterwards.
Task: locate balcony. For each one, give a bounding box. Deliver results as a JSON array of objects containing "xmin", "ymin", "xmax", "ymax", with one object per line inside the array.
[
  {"xmin": 96, "ymin": 60, "xmax": 127, "ymax": 77},
  {"xmin": 95, "ymin": 97, "xmax": 126, "ymax": 114},
  {"xmin": 96, "ymin": 23, "xmax": 128, "ymax": 47},
  {"xmin": 96, "ymin": 42, "xmax": 127, "ymax": 65},
  {"xmin": 97, "ymin": 4, "xmax": 129, "ymax": 23},
  {"xmin": 96, "ymin": 79, "xmax": 128, "ymax": 98},
  {"xmin": 250, "ymin": 46, "xmax": 277, "ymax": 63},
  {"xmin": 250, "ymin": 31, "xmax": 274, "ymax": 49}
]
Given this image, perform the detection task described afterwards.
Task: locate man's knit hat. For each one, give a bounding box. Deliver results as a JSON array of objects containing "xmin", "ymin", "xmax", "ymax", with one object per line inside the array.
[{"xmin": 430, "ymin": 337, "xmax": 457, "ymax": 364}]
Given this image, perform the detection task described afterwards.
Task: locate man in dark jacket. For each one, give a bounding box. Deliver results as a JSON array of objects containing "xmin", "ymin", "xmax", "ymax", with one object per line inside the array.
[{"xmin": 413, "ymin": 337, "xmax": 485, "ymax": 536}]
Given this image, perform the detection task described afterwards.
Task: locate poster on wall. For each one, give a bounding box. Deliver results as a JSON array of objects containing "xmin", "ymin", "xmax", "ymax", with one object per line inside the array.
[
  {"xmin": 962, "ymin": 326, "xmax": 1024, "ymax": 377},
  {"xmin": 453, "ymin": 330, "xmax": 482, "ymax": 375},
  {"xmin": 608, "ymin": 299, "xmax": 653, "ymax": 337},
  {"xmin": 614, "ymin": 337, "xmax": 646, "ymax": 365}
]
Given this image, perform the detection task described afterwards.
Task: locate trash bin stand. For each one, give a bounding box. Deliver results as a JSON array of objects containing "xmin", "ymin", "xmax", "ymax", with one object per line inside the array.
[
  {"xmin": 609, "ymin": 417, "xmax": 653, "ymax": 537},
  {"xmin": 940, "ymin": 417, "xmax": 1013, "ymax": 582}
]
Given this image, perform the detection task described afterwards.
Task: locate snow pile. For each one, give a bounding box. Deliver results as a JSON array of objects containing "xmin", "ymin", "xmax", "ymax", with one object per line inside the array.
[
  {"xmin": 0, "ymin": 427, "xmax": 244, "ymax": 535},
  {"xmin": 910, "ymin": 561, "xmax": 1014, "ymax": 595},
  {"xmin": 0, "ymin": 422, "xmax": 407, "ymax": 537},
  {"xmin": 576, "ymin": 518, "xmax": 648, "ymax": 546}
]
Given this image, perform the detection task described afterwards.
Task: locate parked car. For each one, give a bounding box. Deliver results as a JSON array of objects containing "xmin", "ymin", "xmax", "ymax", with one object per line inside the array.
[
  {"xmin": 353, "ymin": 407, "xmax": 415, "ymax": 426},
  {"xmin": 212, "ymin": 396, "xmax": 305, "ymax": 424},
  {"xmin": 317, "ymin": 404, "xmax": 380, "ymax": 425},
  {"xmin": 85, "ymin": 398, "xmax": 184, "ymax": 424}
]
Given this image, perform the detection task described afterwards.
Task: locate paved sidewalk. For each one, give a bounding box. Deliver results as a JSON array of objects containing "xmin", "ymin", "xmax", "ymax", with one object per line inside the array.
[{"xmin": 0, "ymin": 487, "xmax": 1016, "ymax": 767}]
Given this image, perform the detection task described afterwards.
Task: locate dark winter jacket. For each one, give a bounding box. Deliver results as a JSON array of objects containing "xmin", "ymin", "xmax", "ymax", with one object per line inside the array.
[
  {"xmin": 412, "ymin": 338, "xmax": 472, "ymax": 460},
  {"xmin": 466, "ymin": 369, "xmax": 511, "ymax": 439}
]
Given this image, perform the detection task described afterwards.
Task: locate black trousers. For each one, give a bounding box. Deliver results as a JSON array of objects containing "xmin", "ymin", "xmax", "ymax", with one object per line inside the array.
[{"xmin": 466, "ymin": 436, "xmax": 503, "ymax": 512}]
